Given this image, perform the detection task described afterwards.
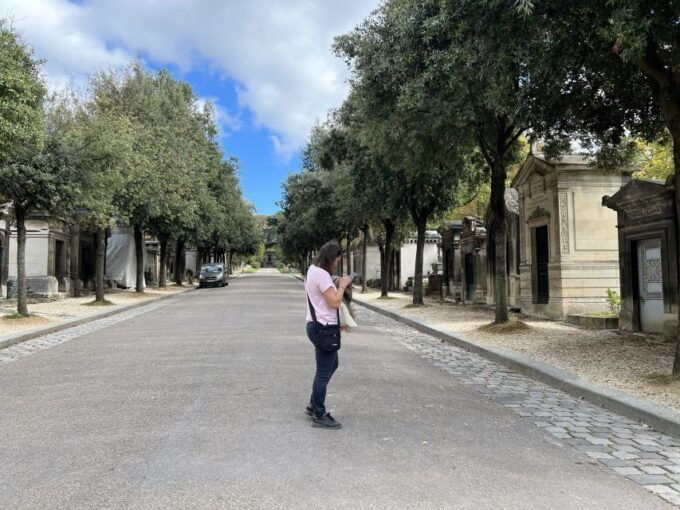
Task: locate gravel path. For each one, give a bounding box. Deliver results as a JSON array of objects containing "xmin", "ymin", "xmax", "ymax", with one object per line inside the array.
[{"xmin": 356, "ymin": 290, "xmax": 680, "ymax": 412}]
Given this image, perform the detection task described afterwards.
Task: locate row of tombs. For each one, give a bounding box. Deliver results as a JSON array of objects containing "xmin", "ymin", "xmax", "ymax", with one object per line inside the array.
[
  {"xmin": 0, "ymin": 221, "xmax": 203, "ymax": 300},
  {"xmin": 355, "ymin": 153, "xmax": 679, "ymax": 341}
]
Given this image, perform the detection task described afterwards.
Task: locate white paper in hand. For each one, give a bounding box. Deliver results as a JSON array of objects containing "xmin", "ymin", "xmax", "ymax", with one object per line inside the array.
[{"xmin": 339, "ymin": 302, "xmax": 357, "ymax": 329}]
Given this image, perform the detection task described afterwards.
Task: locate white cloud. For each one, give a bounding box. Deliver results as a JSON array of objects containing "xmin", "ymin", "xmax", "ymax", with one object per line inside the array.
[
  {"xmin": 196, "ymin": 96, "xmax": 243, "ymax": 132},
  {"xmin": 0, "ymin": 0, "xmax": 379, "ymax": 159}
]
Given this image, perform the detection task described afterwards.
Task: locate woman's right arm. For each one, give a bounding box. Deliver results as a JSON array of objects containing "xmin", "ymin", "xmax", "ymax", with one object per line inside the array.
[{"xmin": 321, "ymin": 276, "xmax": 353, "ymax": 309}]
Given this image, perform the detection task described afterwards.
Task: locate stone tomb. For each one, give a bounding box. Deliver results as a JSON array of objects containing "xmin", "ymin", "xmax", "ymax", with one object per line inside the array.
[
  {"xmin": 512, "ymin": 154, "xmax": 627, "ymax": 319},
  {"xmin": 459, "ymin": 217, "xmax": 487, "ymax": 304},
  {"xmin": 485, "ymin": 188, "xmax": 521, "ymax": 309},
  {"xmin": 400, "ymin": 230, "xmax": 441, "ymax": 291},
  {"xmin": 8, "ymin": 214, "xmax": 72, "ymax": 297},
  {"xmin": 3, "ymin": 213, "xmax": 97, "ymax": 298},
  {"xmin": 603, "ymin": 178, "xmax": 678, "ymax": 339},
  {"xmin": 438, "ymin": 220, "xmax": 463, "ymax": 301}
]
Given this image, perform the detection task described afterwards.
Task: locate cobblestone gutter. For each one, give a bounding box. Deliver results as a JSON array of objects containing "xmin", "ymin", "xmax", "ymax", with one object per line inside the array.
[
  {"xmin": 354, "ymin": 296, "xmax": 680, "ymax": 436},
  {"xmin": 0, "ymin": 298, "xmax": 170, "ymax": 364},
  {"xmin": 355, "ymin": 305, "xmax": 680, "ymax": 506}
]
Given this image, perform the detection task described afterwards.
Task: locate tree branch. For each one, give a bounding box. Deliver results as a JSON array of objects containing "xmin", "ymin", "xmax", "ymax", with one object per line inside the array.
[
  {"xmin": 616, "ymin": 36, "xmax": 670, "ymax": 93},
  {"xmin": 504, "ymin": 127, "xmax": 529, "ymax": 153},
  {"xmin": 476, "ymin": 126, "xmax": 494, "ymax": 169}
]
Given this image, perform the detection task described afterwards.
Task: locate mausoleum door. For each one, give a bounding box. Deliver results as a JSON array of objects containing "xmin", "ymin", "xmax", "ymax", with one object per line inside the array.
[
  {"xmin": 535, "ymin": 226, "xmax": 549, "ymax": 304},
  {"xmin": 637, "ymin": 239, "xmax": 664, "ymax": 333},
  {"xmin": 464, "ymin": 253, "xmax": 475, "ymax": 300},
  {"xmin": 55, "ymin": 240, "xmax": 66, "ymax": 292}
]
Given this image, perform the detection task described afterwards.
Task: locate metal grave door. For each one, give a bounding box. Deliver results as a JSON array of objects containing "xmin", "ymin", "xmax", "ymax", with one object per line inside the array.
[
  {"xmin": 535, "ymin": 225, "xmax": 549, "ymax": 304},
  {"xmin": 637, "ymin": 239, "xmax": 664, "ymax": 333}
]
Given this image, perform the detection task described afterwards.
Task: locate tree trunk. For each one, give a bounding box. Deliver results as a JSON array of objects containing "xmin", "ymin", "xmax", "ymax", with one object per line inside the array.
[
  {"xmin": 95, "ymin": 227, "xmax": 106, "ymax": 302},
  {"xmin": 134, "ymin": 223, "xmax": 144, "ymax": 293},
  {"xmin": 388, "ymin": 249, "xmax": 395, "ymax": 292},
  {"xmin": 159, "ymin": 236, "xmax": 168, "ymax": 288},
  {"xmin": 339, "ymin": 239, "xmax": 345, "ymax": 276},
  {"xmin": 669, "ymin": 126, "xmax": 680, "ymax": 377},
  {"xmin": 347, "ymin": 235, "xmax": 354, "ymax": 274},
  {"xmin": 380, "ymin": 219, "xmax": 395, "ymax": 298},
  {"xmin": 412, "ymin": 216, "xmax": 427, "ymax": 306},
  {"xmin": 15, "ymin": 204, "xmax": 29, "ymax": 317},
  {"xmin": 361, "ymin": 224, "xmax": 368, "ymax": 293},
  {"xmin": 174, "ymin": 239, "xmax": 185, "ymax": 285},
  {"xmin": 489, "ymin": 123, "xmax": 510, "ymax": 324}
]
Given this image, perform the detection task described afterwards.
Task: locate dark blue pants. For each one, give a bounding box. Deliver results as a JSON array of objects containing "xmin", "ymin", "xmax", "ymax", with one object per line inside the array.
[{"xmin": 307, "ymin": 322, "xmax": 339, "ymax": 418}]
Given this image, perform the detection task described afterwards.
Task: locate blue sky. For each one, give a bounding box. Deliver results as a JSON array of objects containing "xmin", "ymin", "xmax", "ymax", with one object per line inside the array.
[
  {"xmin": 172, "ymin": 64, "xmax": 301, "ymax": 215},
  {"xmin": 0, "ymin": 0, "xmax": 378, "ymax": 214}
]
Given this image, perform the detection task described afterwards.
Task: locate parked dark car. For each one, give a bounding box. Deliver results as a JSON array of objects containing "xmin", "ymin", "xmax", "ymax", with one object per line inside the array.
[{"xmin": 198, "ymin": 263, "xmax": 228, "ymax": 288}]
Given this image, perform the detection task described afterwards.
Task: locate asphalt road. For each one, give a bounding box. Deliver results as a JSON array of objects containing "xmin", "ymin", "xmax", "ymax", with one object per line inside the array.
[{"xmin": 0, "ymin": 271, "xmax": 670, "ymax": 509}]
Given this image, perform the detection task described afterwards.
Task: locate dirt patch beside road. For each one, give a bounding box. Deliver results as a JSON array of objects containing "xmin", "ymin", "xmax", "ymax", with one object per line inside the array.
[{"xmin": 0, "ymin": 284, "xmax": 194, "ymax": 336}]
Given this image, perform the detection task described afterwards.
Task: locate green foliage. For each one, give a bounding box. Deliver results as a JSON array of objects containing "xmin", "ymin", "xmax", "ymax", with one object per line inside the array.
[
  {"xmin": 606, "ymin": 288, "xmax": 622, "ymax": 315},
  {"xmin": 0, "ymin": 23, "xmax": 75, "ymax": 216},
  {"xmin": 633, "ymin": 134, "xmax": 674, "ymax": 180},
  {"xmin": 277, "ymin": 170, "xmax": 341, "ymax": 263},
  {"xmin": 2, "ymin": 311, "xmax": 24, "ymax": 320},
  {"xmin": 0, "ymin": 21, "xmax": 46, "ymax": 167},
  {"xmin": 0, "ymin": 37, "xmax": 258, "ymax": 302},
  {"xmin": 88, "ymin": 62, "xmax": 258, "ymax": 259}
]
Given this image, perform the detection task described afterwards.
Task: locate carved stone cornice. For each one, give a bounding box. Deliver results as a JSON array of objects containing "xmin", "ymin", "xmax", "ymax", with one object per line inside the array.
[
  {"xmin": 558, "ymin": 192, "xmax": 570, "ymax": 255},
  {"xmin": 527, "ymin": 206, "xmax": 550, "ymax": 222}
]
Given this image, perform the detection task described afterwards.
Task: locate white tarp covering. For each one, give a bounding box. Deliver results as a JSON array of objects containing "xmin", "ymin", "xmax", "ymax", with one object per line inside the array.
[{"xmin": 106, "ymin": 226, "xmax": 145, "ymax": 289}]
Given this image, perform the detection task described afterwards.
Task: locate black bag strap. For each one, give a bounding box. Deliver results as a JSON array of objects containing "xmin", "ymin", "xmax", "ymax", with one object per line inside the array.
[
  {"xmin": 307, "ymin": 291, "xmax": 340, "ymax": 326},
  {"xmin": 307, "ymin": 293, "xmax": 318, "ymax": 323}
]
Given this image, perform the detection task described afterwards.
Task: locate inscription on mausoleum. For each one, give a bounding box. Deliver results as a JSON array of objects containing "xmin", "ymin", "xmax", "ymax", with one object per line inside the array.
[{"xmin": 530, "ymin": 175, "xmax": 544, "ymax": 197}]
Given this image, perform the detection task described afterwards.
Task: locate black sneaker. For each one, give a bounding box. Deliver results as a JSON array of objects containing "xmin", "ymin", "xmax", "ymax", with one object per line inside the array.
[
  {"xmin": 311, "ymin": 413, "xmax": 342, "ymax": 429},
  {"xmin": 305, "ymin": 406, "xmax": 314, "ymax": 417}
]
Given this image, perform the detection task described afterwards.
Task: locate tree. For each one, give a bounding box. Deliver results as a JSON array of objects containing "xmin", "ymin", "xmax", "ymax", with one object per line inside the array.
[
  {"xmin": 0, "ymin": 24, "xmax": 83, "ymax": 316},
  {"xmin": 516, "ymin": 0, "xmax": 680, "ymax": 374},
  {"xmin": 144, "ymin": 74, "xmax": 209, "ymax": 288},
  {"xmin": 303, "ymin": 123, "xmax": 375, "ymax": 280},
  {"xmin": 278, "ymin": 170, "xmax": 341, "ymax": 274},
  {"xmin": 61, "ymin": 86, "xmax": 135, "ymax": 303},
  {"xmin": 0, "ymin": 21, "xmax": 45, "ymax": 164},
  {"xmin": 335, "ymin": 2, "xmax": 484, "ymax": 305},
  {"xmin": 90, "ymin": 63, "xmax": 166, "ymax": 293}
]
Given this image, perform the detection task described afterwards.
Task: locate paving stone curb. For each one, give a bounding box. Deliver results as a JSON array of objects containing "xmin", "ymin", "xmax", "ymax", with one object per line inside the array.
[
  {"xmin": 352, "ymin": 296, "xmax": 680, "ymax": 438},
  {"xmin": 0, "ymin": 286, "xmax": 196, "ymax": 352}
]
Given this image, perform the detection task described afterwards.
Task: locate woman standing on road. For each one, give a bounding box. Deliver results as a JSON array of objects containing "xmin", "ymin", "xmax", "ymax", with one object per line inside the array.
[{"xmin": 305, "ymin": 241, "xmax": 353, "ymax": 429}]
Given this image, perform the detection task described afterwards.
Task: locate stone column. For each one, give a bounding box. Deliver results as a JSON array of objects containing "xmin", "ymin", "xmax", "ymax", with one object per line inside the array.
[{"xmin": 70, "ymin": 223, "xmax": 82, "ymax": 296}]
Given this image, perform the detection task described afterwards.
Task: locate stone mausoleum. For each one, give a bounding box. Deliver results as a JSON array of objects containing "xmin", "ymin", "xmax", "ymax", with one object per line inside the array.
[
  {"xmin": 459, "ymin": 217, "xmax": 487, "ymax": 304},
  {"xmin": 7, "ymin": 214, "xmax": 74, "ymax": 297},
  {"xmin": 438, "ymin": 220, "xmax": 463, "ymax": 301},
  {"xmin": 0, "ymin": 210, "xmax": 98, "ymax": 299},
  {"xmin": 603, "ymin": 178, "xmax": 679, "ymax": 339},
  {"xmin": 512, "ymin": 154, "xmax": 628, "ymax": 319},
  {"xmin": 351, "ymin": 228, "xmax": 441, "ymax": 291}
]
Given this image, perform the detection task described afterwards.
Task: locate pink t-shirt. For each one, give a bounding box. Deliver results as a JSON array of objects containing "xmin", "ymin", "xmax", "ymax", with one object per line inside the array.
[{"xmin": 305, "ymin": 265, "xmax": 338, "ymax": 325}]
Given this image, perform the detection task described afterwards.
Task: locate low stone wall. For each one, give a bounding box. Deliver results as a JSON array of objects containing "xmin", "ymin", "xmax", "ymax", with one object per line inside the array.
[{"xmin": 566, "ymin": 314, "xmax": 619, "ymax": 330}]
